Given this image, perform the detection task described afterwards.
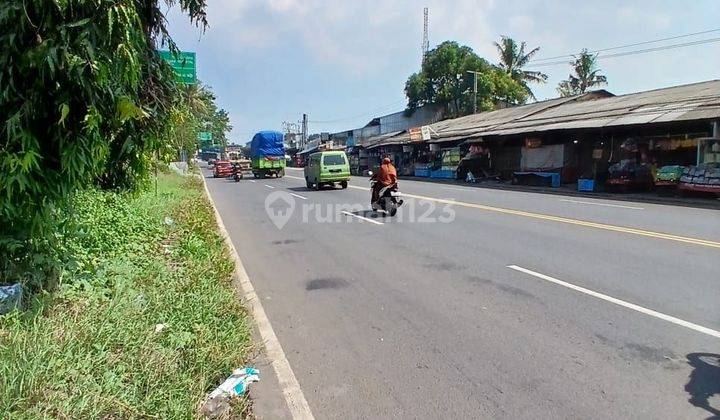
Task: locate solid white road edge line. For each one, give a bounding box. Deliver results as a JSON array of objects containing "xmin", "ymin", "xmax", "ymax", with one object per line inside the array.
[
  {"xmin": 507, "ymin": 265, "xmax": 720, "ymax": 339},
  {"xmin": 265, "ymin": 184, "xmax": 275, "ymax": 189},
  {"xmin": 560, "ymin": 199, "xmax": 644, "ymax": 210},
  {"xmin": 340, "ymin": 210, "xmax": 384, "ymax": 225},
  {"xmin": 289, "ymin": 193, "xmax": 308, "ymax": 200},
  {"xmin": 202, "ymin": 176, "xmax": 315, "ymax": 419}
]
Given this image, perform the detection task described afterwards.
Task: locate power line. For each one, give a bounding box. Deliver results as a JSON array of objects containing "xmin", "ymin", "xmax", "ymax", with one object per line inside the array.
[
  {"xmin": 308, "ymin": 99, "xmax": 408, "ymax": 124},
  {"xmin": 530, "ymin": 28, "xmax": 720, "ymax": 63},
  {"xmin": 527, "ymin": 36, "xmax": 720, "ymax": 68}
]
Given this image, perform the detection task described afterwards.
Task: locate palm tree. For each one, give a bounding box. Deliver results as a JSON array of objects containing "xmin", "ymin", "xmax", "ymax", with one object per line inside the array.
[
  {"xmin": 494, "ymin": 36, "xmax": 548, "ymax": 100},
  {"xmin": 556, "ymin": 80, "xmax": 577, "ymax": 97},
  {"xmin": 557, "ymin": 49, "xmax": 608, "ymax": 97}
]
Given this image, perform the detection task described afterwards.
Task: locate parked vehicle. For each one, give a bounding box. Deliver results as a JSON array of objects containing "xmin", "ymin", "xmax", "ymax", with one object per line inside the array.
[
  {"xmin": 208, "ymin": 158, "xmax": 217, "ymax": 167},
  {"xmin": 213, "ymin": 160, "xmax": 234, "ymax": 178},
  {"xmin": 250, "ymin": 131, "xmax": 286, "ymax": 178},
  {"xmin": 369, "ymin": 174, "xmax": 402, "ymax": 217},
  {"xmin": 606, "ymin": 160, "xmax": 654, "ymax": 192},
  {"xmin": 304, "ymin": 151, "xmax": 350, "ymax": 190}
]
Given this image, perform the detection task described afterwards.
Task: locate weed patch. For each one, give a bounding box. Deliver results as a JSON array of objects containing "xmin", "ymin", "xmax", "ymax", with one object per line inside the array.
[{"xmin": 0, "ymin": 173, "xmax": 252, "ymax": 418}]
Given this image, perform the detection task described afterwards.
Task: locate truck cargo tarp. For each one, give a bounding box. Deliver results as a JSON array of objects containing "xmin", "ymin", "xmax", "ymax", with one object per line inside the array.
[{"xmin": 250, "ymin": 131, "xmax": 285, "ymax": 158}]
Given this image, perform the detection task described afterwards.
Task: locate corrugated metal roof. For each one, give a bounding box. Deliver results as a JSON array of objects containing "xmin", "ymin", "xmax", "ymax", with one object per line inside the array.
[
  {"xmin": 430, "ymin": 80, "xmax": 720, "ymax": 140},
  {"xmin": 427, "ymin": 94, "xmax": 599, "ymax": 139},
  {"xmin": 428, "ymin": 134, "xmax": 483, "ymax": 144},
  {"xmin": 363, "ymin": 130, "xmax": 404, "ymax": 148},
  {"xmin": 379, "ymin": 132, "xmax": 411, "ymax": 146}
]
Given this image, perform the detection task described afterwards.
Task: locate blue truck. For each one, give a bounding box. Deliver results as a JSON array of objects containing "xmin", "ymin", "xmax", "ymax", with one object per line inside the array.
[{"xmin": 250, "ymin": 131, "xmax": 286, "ymax": 178}]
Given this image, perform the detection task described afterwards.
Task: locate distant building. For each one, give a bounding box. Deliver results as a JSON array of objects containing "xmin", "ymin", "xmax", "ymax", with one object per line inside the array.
[
  {"xmin": 328, "ymin": 103, "xmax": 445, "ymax": 149},
  {"xmin": 364, "ymin": 80, "xmax": 720, "ymax": 186}
]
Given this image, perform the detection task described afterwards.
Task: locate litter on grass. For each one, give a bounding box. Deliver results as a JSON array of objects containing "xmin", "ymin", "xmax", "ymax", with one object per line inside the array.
[
  {"xmin": 202, "ymin": 367, "xmax": 260, "ymax": 417},
  {"xmin": 0, "ymin": 283, "xmax": 22, "ymax": 314},
  {"xmin": 209, "ymin": 367, "xmax": 259, "ymax": 399}
]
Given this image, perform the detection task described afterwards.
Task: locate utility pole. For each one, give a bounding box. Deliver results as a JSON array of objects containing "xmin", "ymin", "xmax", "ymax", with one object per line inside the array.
[
  {"xmin": 301, "ymin": 113, "xmax": 308, "ymax": 149},
  {"xmin": 466, "ymin": 70, "xmax": 481, "ymax": 114}
]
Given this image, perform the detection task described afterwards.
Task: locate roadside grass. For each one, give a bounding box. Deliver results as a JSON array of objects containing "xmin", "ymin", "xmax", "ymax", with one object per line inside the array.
[{"xmin": 0, "ymin": 172, "xmax": 253, "ymax": 418}]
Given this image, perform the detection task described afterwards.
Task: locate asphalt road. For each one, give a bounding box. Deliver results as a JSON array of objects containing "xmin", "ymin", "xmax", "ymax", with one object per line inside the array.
[{"xmin": 205, "ymin": 166, "xmax": 719, "ymax": 419}]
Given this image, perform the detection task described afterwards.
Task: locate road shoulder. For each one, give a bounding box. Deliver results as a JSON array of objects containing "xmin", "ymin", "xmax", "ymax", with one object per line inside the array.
[{"xmin": 201, "ymin": 172, "xmax": 313, "ymax": 420}]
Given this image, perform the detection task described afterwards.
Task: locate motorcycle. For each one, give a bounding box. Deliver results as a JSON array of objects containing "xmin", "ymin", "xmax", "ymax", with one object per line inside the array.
[
  {"xmin": 368, "ymin": 171, "xmax": 403, "ymax": 216},
  {"xmin": 232, "ymin": 165, "xmax": 243, "ymax": 182}
]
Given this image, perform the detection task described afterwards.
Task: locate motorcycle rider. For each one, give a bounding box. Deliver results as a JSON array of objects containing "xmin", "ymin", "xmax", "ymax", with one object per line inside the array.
[{"xmin": 371, "ymin": 156, "xmax": 399, "ymax": 205}]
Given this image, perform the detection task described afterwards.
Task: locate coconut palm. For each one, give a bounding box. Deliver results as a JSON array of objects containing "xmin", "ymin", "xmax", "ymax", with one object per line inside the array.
[
  {"xmin": 494, "ymin": 36, "xmax": 548, "ymax": 100},
  {"xmin": 557, "ymin": 49, "xmax": 608, "ymax": 97}
]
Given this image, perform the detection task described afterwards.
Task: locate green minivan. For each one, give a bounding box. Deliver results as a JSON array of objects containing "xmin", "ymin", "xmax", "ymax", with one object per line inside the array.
[{"xmin": 304, "ymin": 151, "xmax": 350, "ymax": 190}]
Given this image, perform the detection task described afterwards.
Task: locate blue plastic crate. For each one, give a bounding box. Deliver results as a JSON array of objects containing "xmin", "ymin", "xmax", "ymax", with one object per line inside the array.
[
  {"xmin": 578, "ymin": 179, "xmax": 595, "ymax": 192},
  {"xmin": 430, "ymin": 169, "xmax": 456, "ymax": 179}
]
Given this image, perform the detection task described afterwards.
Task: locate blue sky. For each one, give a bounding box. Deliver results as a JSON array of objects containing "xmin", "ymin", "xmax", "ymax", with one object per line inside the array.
[{"xmin": 167, "ymin": 0, "xmax": 720, "ymax": 143}]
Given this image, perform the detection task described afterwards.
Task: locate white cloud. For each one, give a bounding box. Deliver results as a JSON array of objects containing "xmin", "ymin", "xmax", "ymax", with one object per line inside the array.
[
  {"xmin": 191, "ymin": 0, "xmax": 502, "ymax": 73},
  {"xmin": 616, "ymin": 5, "xmax": 670, "ymax": 29},
  {"xmin": 167, "ymin": 0, "xmax": 720, "ymax": 136},
  {"xmin": 267, "ymin": 0, "xmax": 301, "ymax": 13},
  {"xmin": 507, "ymin": 15, "xmax": 534, "ymax": 34}
]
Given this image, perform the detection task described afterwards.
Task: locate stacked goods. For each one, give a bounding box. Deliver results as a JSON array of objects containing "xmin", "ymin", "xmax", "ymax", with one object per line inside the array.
[
  {"xmin": 655, "ymin": 165, "xmax": 685, "ymax": 183},
  {"xmin": 607, "ymin": 160, "xmax": 654, "ymax": 192},
  {"xmin": 441, "ymin": 148, "xmax": 462, "ymax": 170},
  {"xmin": 679, "ymin": 163, "xmax": 720, "ymax": 196},
  {"xmin": 680, "ymin": 163, "xmax": 720, "ymax": 186},
  {"xmin": 608, "ymin": 160, "xmax": 653, "ymax": 184},
  {"xmin": 655, "ymin": 165, "xmax": 686, "ymax": 196},
  {"xmin": 429, "ymin": 148, "xmax": 461, "ymax": 179},
  {"xmin": 430, "ymin": 169, "xmax": 456, "ymax": 179},
  {"xmin": 414, "ymin": 163, "xmax": 432, "ymax": 177}
]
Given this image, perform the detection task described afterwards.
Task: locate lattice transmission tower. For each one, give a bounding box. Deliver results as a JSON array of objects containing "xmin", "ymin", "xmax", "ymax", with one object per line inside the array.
[{"xmin": 422, "ymin": 7, "xmax": 429, "ymax": 61}]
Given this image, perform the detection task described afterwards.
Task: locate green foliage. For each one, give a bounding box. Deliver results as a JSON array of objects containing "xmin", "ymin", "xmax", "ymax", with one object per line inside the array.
[
  {"xmin": 0, "ymin": 0, "xmax": 209, "ymax": 286},
  {"xmin": 0, "ymin": 172, "xmax": 252, "ymax": 418},
  {"xmin": 478, "ymin": 69, "xmax": 531, "ymax": 110},
  {"xmin": 164, "ymin": 83, "xmax": 233, "ymax": 161},
  {"xmin": 557, "ymin": 49, "xmax": 608, "ymax": 97},
  {"xmin": 494, "ymin": 36, "xmax": 547, "ymax": 100},
  {"xmin": 405, "ymin": 41, "xmax": 528, "ymax": 117}
]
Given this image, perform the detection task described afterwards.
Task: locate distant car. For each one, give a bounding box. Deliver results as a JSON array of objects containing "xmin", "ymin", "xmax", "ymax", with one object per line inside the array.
[
  {"xmin": 304, "ymin": 151, "xmax": 350, "ymax": 190},
  {"xmin": 213, "ymin": 161, "xmax": 234, "ymax": 178},
  {"xmin": 208, "ymin": 158, "xmax": 218, "ymax": 167}
]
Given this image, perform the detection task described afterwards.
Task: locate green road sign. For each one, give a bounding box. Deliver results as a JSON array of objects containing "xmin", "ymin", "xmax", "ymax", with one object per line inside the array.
[
  {"xmin": 198, "ymin": 132, "xmax": 213, "ymax": 141},
  {"xmin": 159, "ymin": 50, "xmax": 196, "ymax": 84}
]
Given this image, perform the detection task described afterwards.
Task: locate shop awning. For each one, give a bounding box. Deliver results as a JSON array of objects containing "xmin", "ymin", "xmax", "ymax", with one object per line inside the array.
[
  {"xmin": 298, "ymin": 146, "xmax": 319, "ymax": 155},
  {"xmin": 428, "ymin": 134, "xmax": 482, "ymax": 144},
  {"xmin": 459, "ymin": 137, "xmax": 485, "ymax": 146},
  {"xmin": 424, "ymin": 80, "xmax": 720, "ymax": 142},
  {"xmin": 365, "ymin": 131, "xmax": 404, "ymax": 149}
]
